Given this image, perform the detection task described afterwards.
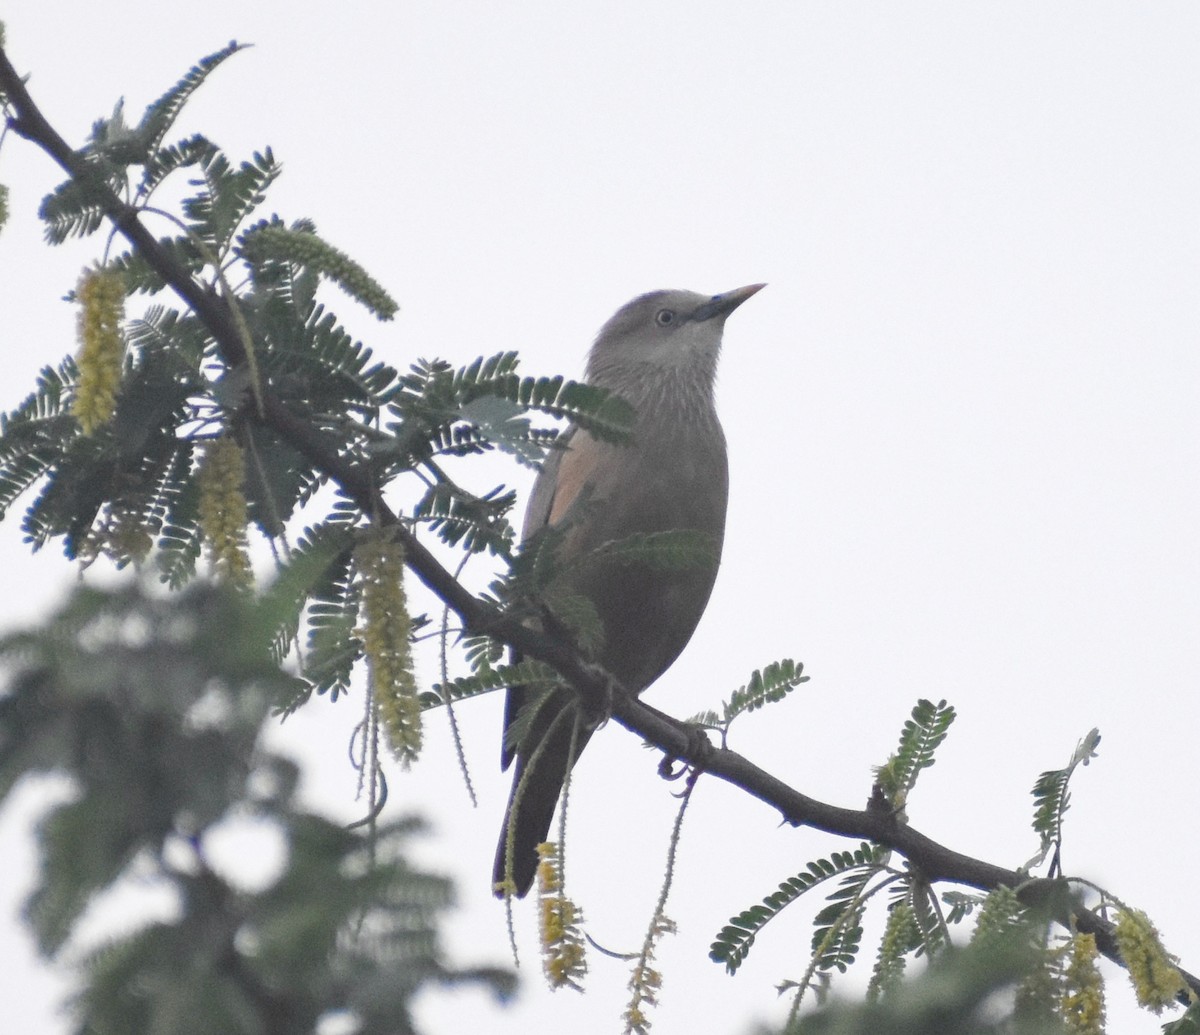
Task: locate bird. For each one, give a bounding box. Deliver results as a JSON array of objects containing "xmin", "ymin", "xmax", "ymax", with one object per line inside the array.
[{"xmin": 493, "ymin": 283, "xmax": 764, "ymax": 897}]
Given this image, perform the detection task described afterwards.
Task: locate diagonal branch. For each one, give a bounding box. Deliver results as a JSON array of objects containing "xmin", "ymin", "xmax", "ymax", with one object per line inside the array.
[{"xmin": 0, "ymin": 43, "xmax": 1192, "ymax": 1003}]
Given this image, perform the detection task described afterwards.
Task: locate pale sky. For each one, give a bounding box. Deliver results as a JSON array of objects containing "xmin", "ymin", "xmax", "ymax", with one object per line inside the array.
[{"xmin": 1, "ymin": 4, "xmax": 1198, "ymax": 1034}]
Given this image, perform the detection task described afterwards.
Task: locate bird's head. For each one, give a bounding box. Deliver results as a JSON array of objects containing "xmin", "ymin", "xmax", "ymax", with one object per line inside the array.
[{"xmin": 586, "ymin": 284, "xmax": 765, "ymax": 390}]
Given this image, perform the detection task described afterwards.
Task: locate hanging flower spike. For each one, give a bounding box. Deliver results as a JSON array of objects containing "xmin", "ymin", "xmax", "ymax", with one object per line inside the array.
[
  {"xmin": 537, "ymin": 842, "xmax": 587, "ymax": 991},
  {"xmin": 355, "ymin": 536, "xmax": 420, "ymax": 766},
  {"xmin": 867, "ymin": 899, "xmax": 918, "ymax": 1002},
  {"xmin": 1061, "ymin": 931, "xmax": 1106, "ymax": 1035},
  {"xmin": 73, "ymin": 267, "xmax": 126, "ymax": 434},
  {"xmin": 196, "ymin": 436, "xmax": 252, "ymax": 588},
  {"xmin": 1114, "ymin": 908, "xmax": 1188, "ymax": 1013}
]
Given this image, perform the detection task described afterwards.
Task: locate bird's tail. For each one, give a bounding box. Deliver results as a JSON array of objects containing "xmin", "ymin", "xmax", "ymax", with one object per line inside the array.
[{"xmin": 493, "ymin": 685, "xmax": 594, "ymax": 898}]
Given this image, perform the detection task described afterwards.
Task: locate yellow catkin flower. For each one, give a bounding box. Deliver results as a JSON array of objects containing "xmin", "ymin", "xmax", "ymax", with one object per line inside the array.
[
  {"xmin": 80, "ymin": 500, "xmax": 154, "ymax": 566},
  {"xmin": 107, "ymin": 507, "xmax": 155, "ymax": 562},
  {"xmin": 73, "ymin": 268, "xmax": 126, "ymax": 434},
  {"xmin": 624, "ymin": 968, "xmax": 663, "ymax": 1035},
  {"xmin": 971, "ymin": 885, "xmax": 1026, "ymax": 948},
  {"xmin": 1114, "ymin": 908, "xmax": 1186, "ymax": 1013},
  {"xmin": 624, "ymin": 917, "xmax": 674, "ymax": 1034},
  {"xmin": 1061, "ymin": 932, "xmax": 1106, "ymax": 1035},
  {"xmin": 355, "ymin": 536, "xmax": 420, "ymax": 766},
  {"xmin": 196, "ymin": 437, "xmax": 252, "ymax": 588},
  {"xmin": 536, "ymin": 842, "xmax": 587, "ymax": 991},
  {"xmin": 624, "ymin": 1006, "xmax": 649, "ymax": 1034},
  {"xmin": 246, "ymin": 225, "xmax": 398, "ymax": 319},
  {"xmin": 867, "ymin": 900, "xmax": 917, "ymax": 1002}
]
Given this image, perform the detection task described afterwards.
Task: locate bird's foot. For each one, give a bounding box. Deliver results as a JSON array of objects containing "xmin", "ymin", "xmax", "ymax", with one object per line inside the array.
[{"xmin": 658, "ymin": 721, "xmax": 715, "ymax": 781}]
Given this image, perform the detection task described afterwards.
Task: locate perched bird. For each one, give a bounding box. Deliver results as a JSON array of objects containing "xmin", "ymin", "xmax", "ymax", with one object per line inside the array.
[{"xmin": 494, "ymin": 284, "xmax": 764, "ymax": 897}]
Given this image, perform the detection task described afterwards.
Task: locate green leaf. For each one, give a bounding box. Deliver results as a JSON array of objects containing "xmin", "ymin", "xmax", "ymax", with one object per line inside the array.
[
  {"xmin": 968, "ymin": 886, "xmax": 1031, "ymax": 951},
  {"xmin": 942, "ymin": 889, "xmax": 987, "ymax": 926},
  {"xmin": 134, "ymin": 42, "xmax": 247, "ymax": 156},
  {"xmin": 461, "ymin": 633, "xmax": 505, "ymax": 671},
  {"xmin": 1, "ymin": 579, "xmax": 513, "ymax": 1027},
  {"xmin": 811, "ymin": 904, "xmax": 865, "ymax": 974},
  {"xmin": 109, "ymin": 234, "xmax": 209, "ymax": 293},
  {"xmin": 412, "ymin": 479, "xmax": 516, "ymax": 556},
  {"xmin": 294, "ymin": 523, "xmax": 361, "ymax": 707},
  {"xmin": 136, "ymin": 133, "xmax": 220, "ymax": 199},
  {"xmin": 17, "ymin": 333, "xmax": 201, "ymax": 564},
  {"xmin": 867, "ymin": 898, "xmax": 922, "ymax": 1002},
  {"xmin": 873, "ymin": 698, "xmax": 956, "ymax": 809},
  {"xmin": 425, "ymin": 659, "xmax": 560, "ymax": 711},
  {"xmin": 386, "ymin": 354, "xmax": 633, "ymax": 472},
  {"xmin": 27, "ymin": 792, "xmax": 144, "ymax": 955},
  {"xmin": 782, "ymin": 932, "xmax": 1055, "ymax": 1035},
  {"xmin": 457, "ymin": 394, "xmax": 545, "ymax": 466},
  {"xmin": 34, "ymin": 50, "xmax": 246, "ymax": 249},
  {"xmin": 184, "ymin": 148, "xmax": 279, "ymax": 256},
  {"xmin": 1027, "ymin": 727, "xmax": 1101, "ymax": 870},
  {"xmin": 257, "ymin": 527, "xmax": 360, "ymax": 674},
  {"xmin": 239, "ymin": 429, "xmax": 320, "ymax": 538},
  {"xmin": 0, "ymin": 581, "xmax": 292, "ymax": 954},
  {"xmin": 156, "ymin": 471, "xmax": 203, "ymax": 589},
  {"xmin": 721, "ymin": 658, "xmax": 808, "ymax": 726},
  {"xmin": 39, "ymin": 169, "xmax": 119, "ymax": 243},
  {"xmin": 0, "ymin": 358, "xmax": 78, "ymax": 520},
  {"xmin": 237, "ymin": 232, "xmax": 400, "ymax": 426},
  {"xmin": 709, "ymin": 843, "xmax": 886, "ymax": 975}
]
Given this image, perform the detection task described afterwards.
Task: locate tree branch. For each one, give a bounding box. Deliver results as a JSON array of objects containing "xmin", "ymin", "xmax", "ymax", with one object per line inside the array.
[{"xmin": 1, "ymin": 43, "xmax": 1191, "ymax": 1003}]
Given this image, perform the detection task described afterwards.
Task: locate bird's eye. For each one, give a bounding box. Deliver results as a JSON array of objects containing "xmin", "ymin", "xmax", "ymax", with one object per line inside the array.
[{"xmin": 655, "ymin": 309, "xmax": 675, "ymax": 326}]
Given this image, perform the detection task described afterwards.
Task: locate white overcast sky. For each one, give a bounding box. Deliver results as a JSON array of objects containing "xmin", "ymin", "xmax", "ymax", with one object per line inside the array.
[{"xmin": 2, "ymin": 4, "xmax": 1199, "ymax": 1034}]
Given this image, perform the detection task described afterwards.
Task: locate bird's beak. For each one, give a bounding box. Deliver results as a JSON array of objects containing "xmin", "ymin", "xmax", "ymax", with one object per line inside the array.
[{"xmin": 694, "ymin": 283, "xmax": 767, "ymax": 322}]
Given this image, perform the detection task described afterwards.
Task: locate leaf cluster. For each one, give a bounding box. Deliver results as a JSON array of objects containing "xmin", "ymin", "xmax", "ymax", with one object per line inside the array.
[
  {"xmin": 709, "ymin": 702, "xmax": 973, "ymax": 1010},
  {"xmin": 0, "ymin": 45, "xmax": 628, "ymax": 715},
  {"xmin": 382, "ymin": 352, "xmax": 631, "ymax": 478},
  {"xmin": 705, "ymin": 703, "xmax": 1132, "ymax": 1030},
  {"xmin": 0, "ymin": 580, "xmax": 513, "ymax": 1032},
  {"xmin": 772, "ymin": 932, "xmax": 1071, "ymax": 1035},
  {"xmin": 710, "ymin": 843, "xmax": 888, "ymax": 977}
]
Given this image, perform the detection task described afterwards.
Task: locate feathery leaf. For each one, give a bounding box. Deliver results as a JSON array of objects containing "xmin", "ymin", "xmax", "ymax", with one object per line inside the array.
[
  {"xmin": 134, "ymin": 42, "xmax": 246, "ymax": 156},
  {"xmin": 1027, "ymin": 727, "xmax": 1101, "ymax": 871},
  {"xmin": 709, "ymin": 843, "xmax": 887, "ymax": 975}
]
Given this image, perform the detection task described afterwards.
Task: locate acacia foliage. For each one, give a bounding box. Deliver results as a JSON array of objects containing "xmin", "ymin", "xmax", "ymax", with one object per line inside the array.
[
  {"xmin": 0, "ymin": 44, "xmax": 631, "ymax": 703},
  {"xmin": 0, "ymin": 36, "xmax": 1193, "ymax": 1035},
  {"xmin": 0, "ymin": 578, "xmax": 514, "ymax": 1034}
]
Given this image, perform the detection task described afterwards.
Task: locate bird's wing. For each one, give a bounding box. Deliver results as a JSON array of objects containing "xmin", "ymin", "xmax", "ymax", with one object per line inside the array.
[
  {"xmin": 503, "ymin": 426, "xmax": 582, "ymax": 773},
  {"xmin": 545, "ymin": 429, "xmax": 609, "ymax": 528},
  {"xmin": 520, "ymin": 426, "xmax": 575, "ymax": 540}
]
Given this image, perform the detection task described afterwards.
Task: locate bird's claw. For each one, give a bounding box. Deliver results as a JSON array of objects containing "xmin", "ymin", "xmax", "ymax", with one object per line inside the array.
[{"xmin": 657, "ymin": 722, "xmax": 715, "ymax": 781}]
